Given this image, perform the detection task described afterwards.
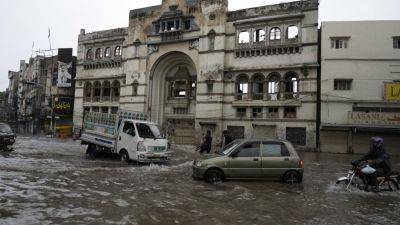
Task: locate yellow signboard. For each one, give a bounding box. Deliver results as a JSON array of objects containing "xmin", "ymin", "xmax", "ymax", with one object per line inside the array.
[{"xmin": 385, "ymin": 83, "xmax": 400, "ymax": 101}]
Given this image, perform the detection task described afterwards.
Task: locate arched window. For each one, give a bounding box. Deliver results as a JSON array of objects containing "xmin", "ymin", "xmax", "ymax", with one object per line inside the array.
[
  {"xmin": 267, "ymin": 73, "xmax": 281, "ymax": 100},
  {"xmin": 95, "ymin": 48, "xmax": 103, "ymax": 59},
  {"xmin": 93, "ymin": 81, "xmax": 101, "ymax": 102},
  {"xmin": 252, "ymin": 74, "xmax": 265, "ymax": 100},
  {"xmin": 253, "ymin": 29, "xmax": 266, "ymax": 43},
  {"xmin": 111, "ymin": 80, "xmax": 120, "ymax": 101},
  {"xmin": 287, "ymin": 25, "xmax": 299, "ymax": 39},
  {"xmin": 284, "ymin": 72, "xmax": 299, "ymax": 99},
  {"xmin": 102, "ymin": 81, "xmax": 111, "ymax": 101},
  {"xmin": 208, "ymin": 30, "xmax": 216, "ymax": 50},
  {"xmin": 238, "ymin": 31, "xmax": 250, "ymax": 44},
  {"xmin": 236, "ymin": 74, "xmax": 249, "ymax": 100},
  {"xmin": 104, "ymin": 47, "xmax": 111, "ymax": 58},
  {"xmin": 114, "ymin": 46, "xmax": 122, "ymax": 56},
  {"xmin": 270, "ymin": 27, "xmax": 281, "ymax": 40},
  {"xmin": 84, "ymin": 82, "xmax": 92, "ymax": 102},
  {"xmin": 86, "ymin": 49, "xmax": 93, "ymax": 60}
]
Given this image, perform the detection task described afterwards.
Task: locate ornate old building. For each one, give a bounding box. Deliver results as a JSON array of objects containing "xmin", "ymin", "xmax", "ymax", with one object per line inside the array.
[{"xmin": 73, "ymin": 0, "xmax": 319, "ymax": 149}]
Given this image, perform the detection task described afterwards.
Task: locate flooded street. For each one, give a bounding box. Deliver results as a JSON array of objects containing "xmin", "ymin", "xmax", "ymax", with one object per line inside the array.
[{"xmin": 0, "ymin": 136, "xmax": 399, "ymax": 225}]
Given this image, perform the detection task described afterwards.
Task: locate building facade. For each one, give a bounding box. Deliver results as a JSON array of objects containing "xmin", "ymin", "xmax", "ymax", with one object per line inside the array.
[
  {"xmin": 74, "ymin": 0, "xmax": 319, "ymax": 148},
  {"xmin": 320, "ymin": 21, "xmax": 400, "ymax": 155},
  {"xmin": 16, "ymin": 49, "xmax": 76, "ymax": 135},
  {"xmin": 6, "ymin": 71, "xmax": 20, "ymax": 128}
]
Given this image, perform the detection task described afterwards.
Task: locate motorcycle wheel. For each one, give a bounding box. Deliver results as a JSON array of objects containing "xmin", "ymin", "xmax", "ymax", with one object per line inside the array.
[
  {"xmin": 380, "ymin": 179, "xmax": 399, "ymax": 192},
  {"xmin": 336, "ymin": 180, "xmax": 350, "ymax": 190}
]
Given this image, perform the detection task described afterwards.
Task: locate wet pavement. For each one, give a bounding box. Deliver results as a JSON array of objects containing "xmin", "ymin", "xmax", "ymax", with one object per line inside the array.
[{"xmin": 0, "ymin": 136, "xmax": 399, "ymax": 225}]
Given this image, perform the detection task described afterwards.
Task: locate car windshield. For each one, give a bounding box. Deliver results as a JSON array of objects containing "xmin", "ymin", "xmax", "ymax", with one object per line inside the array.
[
  {"xmin": 0, "ymin": 124, "xmax": 12, "ymax": 133},
  {"xmin": 136, "ymin": 123, "xmax": 163, "ymax": 139},
  {"xmin": 217, "ymin": 140, "xmax": 241, "ymax": 156}
]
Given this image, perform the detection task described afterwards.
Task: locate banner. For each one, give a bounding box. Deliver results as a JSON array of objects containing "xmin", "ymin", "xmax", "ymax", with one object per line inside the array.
[
  {"xmin": 385, "ymin": 82, "xmax": 400, "ymax": 101},
  {"xmin": 348, "ymin": 111, "xmax": 400, "ymax": 126},
  {"xmin": 57, "ymin": 48, "xmax": 73, "ymax": 87},
  {"xmin": 54, "ymin": 97, "xmax": 73, "ymax": 116}
]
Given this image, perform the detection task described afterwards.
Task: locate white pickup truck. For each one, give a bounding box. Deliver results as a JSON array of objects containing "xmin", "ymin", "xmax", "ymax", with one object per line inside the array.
[{"xmin": 81, "ymin": 110, "xmax": 170, "ymax": 163}]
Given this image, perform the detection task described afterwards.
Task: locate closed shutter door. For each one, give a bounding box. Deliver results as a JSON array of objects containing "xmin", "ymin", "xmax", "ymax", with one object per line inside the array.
[{"xmin": 254, "ymin": 125, "xmax": 277, "ymax": 139}]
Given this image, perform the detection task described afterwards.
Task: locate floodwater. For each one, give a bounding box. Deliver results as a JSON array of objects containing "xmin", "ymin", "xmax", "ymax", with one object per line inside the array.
[{"xmin": 0, "ymin": 136, "xmax": 399, "ymax": 225}]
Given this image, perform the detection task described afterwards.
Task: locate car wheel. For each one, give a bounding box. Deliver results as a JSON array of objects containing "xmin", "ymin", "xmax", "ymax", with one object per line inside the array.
[
  {"xmin": 204, "ymin": 169, "xmax": 224, "ymax": 184},
  {"xmin": 283, "ymin": 171, "xmax": 301, "ymax": 184},
  {"xmin": 120, "ymin": 150, "xmax": 131, "ymax": 163}
]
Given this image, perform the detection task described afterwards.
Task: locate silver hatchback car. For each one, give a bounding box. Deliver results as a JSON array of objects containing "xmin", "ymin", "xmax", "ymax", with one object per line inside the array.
[{"xmin": 193, "ymin": 139, "xmax": 304, "ymax": 183}]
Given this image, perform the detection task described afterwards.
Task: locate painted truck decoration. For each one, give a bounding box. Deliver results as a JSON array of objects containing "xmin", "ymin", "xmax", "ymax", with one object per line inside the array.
[{"xmin": 81, "ymin": 110, "xmax": 170, "ymax": 163}]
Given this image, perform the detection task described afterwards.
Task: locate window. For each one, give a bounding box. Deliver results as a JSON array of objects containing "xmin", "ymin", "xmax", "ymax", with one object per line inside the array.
[
  {"xmin": 208, "ymin": 30, "xmax": 216, "ymax": 50},
  {"xmin": 136, "ymin": 123, "xmax": 162, "ymax": 139},
  {"xmin": 184, "ymin": 20, "xmax": 191, "ymax": 30},
  {"xmin": 237, "ymin": 107, "xmax": 247, "ymax": 118},
  {"xmin": 284, "ymin": 72, "xmax": 298, "ymax": 99},
  {"xmin": 114, "ymin": 46, "xmax": 122, "ymax": 56},
  {"xmin": 207, "ymin": 81, "xmax": 214, "ymax": 93},
  {"xmin": 86, "ymin": 49, "xmax": 93, "ymax": 60},
  {"xmin": 252, "ymin": 107, "xmax": 262, "ymax": 118},
  {"xmin": 267, "ymin": 73, "xmax": 281, "ymax": 101},
  {"xmin": 393, "ymin": 37, "xmax": 400, "ymax": 49},
  {"xmin": 172, "ymin": 81, "xmax": 187, "ymax": 97},
  {"xmin": 284, "ymin": 107, "xmax": 296, "ymax": 118},
  {"xmin": 287, "ymin": 26, "xmax": 299, "ymax": 39},
  {"xmin": 101, "ymin": 107, "xmax": 109, "ymax": 113},
  {"xmin": 331, "ymin": 38, "xmax": 348, "ymax": 49},
  {"xmin": 122, "ymin": 122, "xmax": 136, "ymax": 136},
  {"xmin": 334, "ymin": 79, "xmax": 352, "ymax": 90},
  {"xmin": 92, "ymin": 107, "xmax": 99, "ymax": 112},
  {"xmin": 253, "ymin": 29, "xmax": 266, "ymax": 42},
  {"xmin": 102, "ymin": 81, "xmax": 111, "ymax": 100},
  {"xmin": 238, "ymin": 31, "xmax": 250, "ymax": 44},
  {"xmin": 267, "ymin": 107, "xmax": 279, "ymax": 118},
  {"xmin": 104, "ymin": 47, "xmax": 111, "ymax": 58},
  {"xmin": 236, "ymin": 75, "xmax": 249, "ymax": 100},
  {"xmin": 111, "ymin": 107, "xmax": 119, "ymax": 114},
  {"xmin": 95, "ymin": 48, "xmax": 103, "ymax": 59},
  {"xmin": 262, "ymin": 143, "xmax": 290, "ymax": 157},
  {"xmin": 252, "ymin": 74, "xmax": 264, "ymax": 100},
  {"xmin": 270, "ymin": 27, "xmax": 281, "ymax": 40},
  {"xmin": 235, "ymin": 142, "xmax": 260, "ymax": 157},
  {"xmin": 132, "ymin": 81, "xmax": 139, "ymax": 96}
]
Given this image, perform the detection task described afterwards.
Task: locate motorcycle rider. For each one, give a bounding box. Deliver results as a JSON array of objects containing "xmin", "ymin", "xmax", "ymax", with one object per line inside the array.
[{"xmin": 357, "ymin": 137, "xmax": 391, "ymax": 190}]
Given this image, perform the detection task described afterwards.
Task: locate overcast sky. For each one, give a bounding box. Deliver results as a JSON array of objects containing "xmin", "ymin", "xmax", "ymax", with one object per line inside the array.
[{"xmin": 1, "ymin": 0, "xmax": 400, "ymax": 91}]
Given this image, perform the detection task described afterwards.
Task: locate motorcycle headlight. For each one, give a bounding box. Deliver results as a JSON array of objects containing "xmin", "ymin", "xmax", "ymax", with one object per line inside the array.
[{"xmin": 137, "ymin": 141, "xmax": 146, "ymax": 152}]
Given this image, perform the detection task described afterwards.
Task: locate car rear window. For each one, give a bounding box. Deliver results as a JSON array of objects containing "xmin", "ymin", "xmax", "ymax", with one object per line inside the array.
[{"xmin": 261, "ymin": 143, "xmax": 290, "ymax": 157}]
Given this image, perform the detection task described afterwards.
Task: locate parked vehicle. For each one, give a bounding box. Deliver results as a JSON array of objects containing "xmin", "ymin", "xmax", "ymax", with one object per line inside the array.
[
  {"xmin": 81, "ymin": 110, "xmax": 169, "ymax": 163},
  {"xmin": 192, "ymin": 139, "xmax": 304, "ymax": 183},
  {"xmin": 336, "ymin": 160, "xmax": 399, "ymax": 192},
  {"xmin": 0, "ymin": 123, "xmax": 16, "ymax": 151}
]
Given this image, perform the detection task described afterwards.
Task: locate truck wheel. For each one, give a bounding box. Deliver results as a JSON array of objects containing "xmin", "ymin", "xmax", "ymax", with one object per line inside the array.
[
  {"xmin": 86, "ymin": 144, "xmax": 97, "ymax": 158},
  {"xmin": 120, "ymin": 150, "xmax": 131, "ymax": 163}
]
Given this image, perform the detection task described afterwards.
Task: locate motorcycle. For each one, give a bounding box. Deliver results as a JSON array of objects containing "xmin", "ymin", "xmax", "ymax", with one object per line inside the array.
[{"xmin": 336, "ymin": 160, "xmax": 399, "ymax": 192}]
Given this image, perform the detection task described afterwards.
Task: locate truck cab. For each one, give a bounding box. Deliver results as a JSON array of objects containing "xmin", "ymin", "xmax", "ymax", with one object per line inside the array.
[{"xmin": 117, "ymin": 119, "xmax": 169, "ymax": 163}]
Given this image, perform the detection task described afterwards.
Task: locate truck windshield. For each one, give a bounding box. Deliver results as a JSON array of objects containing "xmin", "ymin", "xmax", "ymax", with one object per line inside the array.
[
  {"xmin": 0, "ymin": 124, "xmax": 12, "ymax": 133},
  {"xmin": 136, "ymin": 123, "xmax": 163, "ymax": 139}
]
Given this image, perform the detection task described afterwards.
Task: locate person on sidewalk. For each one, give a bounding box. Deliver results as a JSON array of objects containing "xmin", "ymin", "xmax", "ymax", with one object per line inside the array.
[{"xmin": 200, "ymin": 130, "xmax": 212, "ymax": 154}]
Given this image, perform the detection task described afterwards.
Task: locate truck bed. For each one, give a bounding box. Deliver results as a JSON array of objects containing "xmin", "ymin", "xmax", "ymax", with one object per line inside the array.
[{"xmin": 81, "ymin": 131, "xmax": 116, "ymax": 150}]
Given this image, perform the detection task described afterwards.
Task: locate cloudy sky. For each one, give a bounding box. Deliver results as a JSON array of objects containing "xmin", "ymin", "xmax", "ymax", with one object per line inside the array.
[{"xmin": 1, "ymin": 0, "xmax": 400, "ymax": 91}]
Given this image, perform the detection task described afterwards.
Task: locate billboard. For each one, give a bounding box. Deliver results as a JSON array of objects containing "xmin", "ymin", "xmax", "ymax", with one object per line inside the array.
[
  {"xmin": 54, "ymin": 97, "xmax": 73, "ymax": 116},
  {"xmin": 57, "ymin": 48, "xmax": 73, "ymax": 87},
  {"xmin": 385, "ymin": 82, "xmax": 400, "ymax": 101}
]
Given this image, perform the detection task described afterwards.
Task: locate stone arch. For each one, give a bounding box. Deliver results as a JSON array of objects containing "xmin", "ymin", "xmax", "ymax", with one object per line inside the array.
[{"xmin": 149, "ymin": 51, "xmax": 197, "ymax": 126}]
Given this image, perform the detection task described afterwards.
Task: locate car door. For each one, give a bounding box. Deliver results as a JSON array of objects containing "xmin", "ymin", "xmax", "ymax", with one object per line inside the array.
[
  {"xmin": 260, "ymin": 142, "xmax": 293, "ymax": 179},
  {"xmin": 117, "ymin": 121, "xmax": 137, "ymax": 156},
  {"xmin": 227, "ymin": 141, "xmax": 262, "ymax": 179}
]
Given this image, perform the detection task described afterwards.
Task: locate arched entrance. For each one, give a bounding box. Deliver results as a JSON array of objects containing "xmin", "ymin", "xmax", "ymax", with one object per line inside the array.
[{"xmin": 149, "ymin": 52, "xmax": 197, "ymax": 144}]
